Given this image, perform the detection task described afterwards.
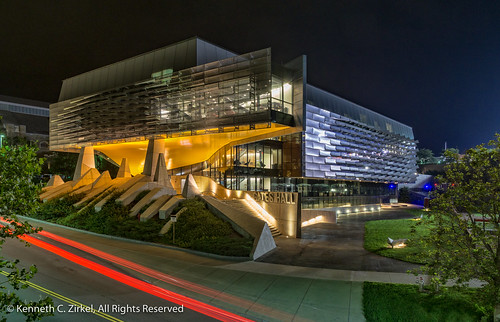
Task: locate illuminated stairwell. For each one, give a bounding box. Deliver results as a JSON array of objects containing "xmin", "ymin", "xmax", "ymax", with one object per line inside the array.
[
  {"xmin": 188, "ymin": 175, "xmax": 282, "ymax": 238},
  {"xmin": 219, "ymin": 199, "xmax": 282, "ymax": 237}
]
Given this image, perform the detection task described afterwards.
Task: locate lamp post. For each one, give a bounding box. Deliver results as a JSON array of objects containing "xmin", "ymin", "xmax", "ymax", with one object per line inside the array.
[{"xmin": 170, "ymin": 215, "xmax": 177, "ymax": 243}]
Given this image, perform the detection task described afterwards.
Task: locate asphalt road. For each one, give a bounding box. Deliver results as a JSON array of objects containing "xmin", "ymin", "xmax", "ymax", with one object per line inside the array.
[{"xmin": 1, "ymin": 235, "xmax": 216, "ymax": 322}]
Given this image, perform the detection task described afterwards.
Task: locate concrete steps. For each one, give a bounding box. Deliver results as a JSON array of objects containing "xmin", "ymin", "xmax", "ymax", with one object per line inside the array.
[
  {"xmin": 221, "ymin": 199, "xmax": 282, "ymax": 237},
  {"xmin": 201, "ymin": 195, "xmax": 277, "ymax": 259},
  {"xmin": 129, "ymin": 187, "xmax": 163, "ymax": 217},
  {"xmin": 140, "ymin": 194, "xmax": 172, "ymax": 222}
]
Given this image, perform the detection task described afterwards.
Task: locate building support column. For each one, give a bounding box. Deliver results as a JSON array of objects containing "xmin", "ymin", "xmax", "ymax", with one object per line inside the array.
[
  {"xmin": 73, "ymin": 146, "xmax": 95, "ymax": 180},
  {"xmin": 142, "ymin": 139, "xmax": 165, "ymax": 179}
]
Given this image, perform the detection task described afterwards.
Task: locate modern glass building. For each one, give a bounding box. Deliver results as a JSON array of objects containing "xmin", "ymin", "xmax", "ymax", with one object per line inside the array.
[
  {"xmin": 50, "ymin": 37, "xmax": 417, "ymax": 209},
  {"xmin": 0, "ymin": 95, "xmax": 50, "ymax": 151}
]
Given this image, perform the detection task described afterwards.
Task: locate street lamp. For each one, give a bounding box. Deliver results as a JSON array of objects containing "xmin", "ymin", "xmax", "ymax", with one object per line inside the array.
[{"xmin": 170, "ymin": 215, "xmax": 177, "ymax": 243}]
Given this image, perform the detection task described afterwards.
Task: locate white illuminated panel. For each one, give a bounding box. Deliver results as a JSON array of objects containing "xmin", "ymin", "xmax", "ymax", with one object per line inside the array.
[{"xmin": 304, "ymin": 104, "xmax": 417, "ymax": 183}]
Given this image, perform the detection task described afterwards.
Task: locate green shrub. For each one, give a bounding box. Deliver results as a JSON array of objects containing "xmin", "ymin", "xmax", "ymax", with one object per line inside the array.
[
  {"xmin": 109, "ymin": 216, "xmax": 164, "ymax": 243},
  {"xmin": 191, "ymin": 237, "xmax": 253, "ymax": 257},
  {"xmin": 163, "ymin": 198, "xmax": 253, "ymax": 256},
  {"xmin": 164, "ymin": 199, "xmax": 233, "ymax": 245},
  {"xmin": 35, "ymin": 193, "xmax": 84, "ymax": 221},
  {"xmin": 33, "ymin": 193, "xmax": 252, "ymax": 257}
]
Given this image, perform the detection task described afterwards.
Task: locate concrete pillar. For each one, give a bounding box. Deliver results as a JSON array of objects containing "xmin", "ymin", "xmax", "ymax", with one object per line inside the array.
[
  {"xmin": 154, "ymin": 153, "xmax": 169, "ymax": 186},
  {"xmin": 116, "ymin": 158, "xmax": 132, "ymax": 178},
  {"xmin": 92, "ymin": 170, "xmax": 112, "ymax": 188},
  {"xmin": 154, "ymin": 153, "xmax": 177, "ymax": 194},
  {"xmin": 142, "ymin": 139, "xmax": 165, "ymax": 178},
  {"xmin": 182, "ymin": 174, "xmax": 201, "ymax": 198},
  {"xmin": 73, "ymin": 146, "xmax": 95, "ymax": 181}
]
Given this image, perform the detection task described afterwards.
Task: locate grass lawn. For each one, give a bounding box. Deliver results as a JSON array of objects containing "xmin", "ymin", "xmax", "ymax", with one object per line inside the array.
[
  {"xmin": 363, "ymin": 282, "xmax": 491, "ymax": 322},
  {"xmin": 364, "ymin": 209, "xmax": 430, "ymax": 264}
]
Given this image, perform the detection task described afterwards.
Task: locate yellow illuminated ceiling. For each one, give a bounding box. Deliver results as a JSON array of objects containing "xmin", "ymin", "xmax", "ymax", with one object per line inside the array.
[{"xmin": 94, "ymin": 124, "xmax": 297, "ymax": 175}]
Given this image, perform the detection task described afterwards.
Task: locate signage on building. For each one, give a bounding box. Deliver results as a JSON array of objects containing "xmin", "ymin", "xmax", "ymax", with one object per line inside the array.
[{"xmin": 253, "ymin": 191, "xmax": 297, "ymax": 205}]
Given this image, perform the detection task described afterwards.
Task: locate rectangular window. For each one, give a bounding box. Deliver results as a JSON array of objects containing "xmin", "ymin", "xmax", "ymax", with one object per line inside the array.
[
  {"xmin": 264, "ymin": 145, "xmax": 271, "ymax": 169},
  {"xmin": 248, "ymin": 143, "xmax": 255, "ymax": 167}
]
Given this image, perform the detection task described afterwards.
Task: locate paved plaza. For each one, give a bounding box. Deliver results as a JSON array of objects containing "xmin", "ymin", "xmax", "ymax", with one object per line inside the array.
[{"xmin": 259, "ymin": 208, "xmax": 419, "ymax": 272}]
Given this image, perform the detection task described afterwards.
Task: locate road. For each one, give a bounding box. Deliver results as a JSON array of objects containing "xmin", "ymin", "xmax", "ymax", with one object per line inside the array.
[{"xmin": 1, "ymin": 233, "xmax": 221, "ymax": 322}]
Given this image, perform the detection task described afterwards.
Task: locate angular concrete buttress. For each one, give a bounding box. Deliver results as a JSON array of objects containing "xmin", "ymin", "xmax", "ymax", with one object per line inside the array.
[
  {"xmin": 92, "ymin": 171, "xmax": 112, "ymax": 189},
  {"xmin": 154, "ymin": 153, "xmax": 177, "ymax": 194},
  {"xmin": 182, "ymin": 174, "xmax": 201, "ymax": 198},
  {"xmin": 116, "ymin": 158, "xmax": 132, "ymax": 178},
  {"xmin": 142, "ymin": 139, "xmax": 165, "ymax": 178},
  {"xmin": 72, "ymin": 168, "xmax": 101, "ymax": 190},
  {"xmin": 73, "ymin": 146, "xmax": 95, "ymax": 180},
  {"xmin": 46, "ymin": 175, "xmax": 64, "ymax": 187}
]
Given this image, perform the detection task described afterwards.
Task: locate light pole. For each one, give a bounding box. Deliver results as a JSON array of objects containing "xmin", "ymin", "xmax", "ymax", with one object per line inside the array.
[{"xmin": 170, "ymin": 215, "xmax": 177, "ymax": 243}]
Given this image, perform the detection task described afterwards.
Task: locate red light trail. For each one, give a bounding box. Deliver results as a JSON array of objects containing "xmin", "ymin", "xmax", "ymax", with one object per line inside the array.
[
  {"xmin": 0, "ymin": 220, "xmax": 252, "ymax": 322},
  {"xmin": 39, "ymin": 231, "xmax": 238, "ymax": 299},
  {"xmin": 20, "ymin": 234, "xmax": 253, "ymax": 322},
  {"xmin": 36, "ymin": 230, "xmax": 277, "ymax": 315}
]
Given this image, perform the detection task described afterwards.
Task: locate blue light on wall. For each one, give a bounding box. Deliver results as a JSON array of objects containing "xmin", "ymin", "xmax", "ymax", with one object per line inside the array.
[
  {"xmin": 389, "ymin": 183, "xmax": 396, "ymax": 189},
  {"xmin": 423, "ymin": 183, "xmax": 432, "ymax": 191}
]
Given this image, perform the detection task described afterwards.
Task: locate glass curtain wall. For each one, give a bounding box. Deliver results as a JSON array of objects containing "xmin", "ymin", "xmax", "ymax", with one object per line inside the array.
[
  {"xmin": 168, "ymin": 132, "xmax": 390, "ymax": 208},
  {"xmin": 269, "ymin": 177, "xmax": 391, "ymax": 209},
  {"xmin": 50, "ymin": 49, "xmax": 274, "ymax": 150},
  {"xmin": 270, "ymin": 76, "xmax": 293, "ymax": 114},
  {"xmin": 200, "ymin": 139, "xmax": 283, "ymax": 191}
]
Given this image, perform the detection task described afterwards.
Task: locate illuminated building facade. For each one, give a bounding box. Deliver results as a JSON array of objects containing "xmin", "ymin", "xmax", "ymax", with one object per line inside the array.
[{"xmin": 50, "ymin": 37, "xmax": 417, "ymax": 209}]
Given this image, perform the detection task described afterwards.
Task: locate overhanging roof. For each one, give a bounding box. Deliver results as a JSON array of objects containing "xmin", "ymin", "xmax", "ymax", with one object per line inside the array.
[
  {"xmin": 58, "ymin": 37, "xmax": 237, "ymax": 101},
  {"xmin": 306, "ymin": 84, "xmax": 414, "ymax": 139}
]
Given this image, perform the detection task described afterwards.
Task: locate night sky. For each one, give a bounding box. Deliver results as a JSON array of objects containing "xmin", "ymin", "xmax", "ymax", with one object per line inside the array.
[{"xmin": 1, "ymin": 1, "xmax": 499, "ymax": 154}]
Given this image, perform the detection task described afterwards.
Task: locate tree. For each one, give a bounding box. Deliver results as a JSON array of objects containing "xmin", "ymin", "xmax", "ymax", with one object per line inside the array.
[
  {"xmin": 440, "ymin": 147, "xmax": 460, "ymax": 164},
  {"xmin": 43, "ymin": 151, "xmax": 118, "ymax": 180},
  {"xmin": 418, "ymin": 134, "xmax": 500, "ymax": 318},
  {"xmin": 416, "ymin": 148, "xmax": 437, "ymax": 164},
  {"xmin": 43, "ymin": 151, "xmax": 79, "ymax": 180},
  {"xmin": 0, "ymin": 144, "xmax": 53, "ymax": 321}
]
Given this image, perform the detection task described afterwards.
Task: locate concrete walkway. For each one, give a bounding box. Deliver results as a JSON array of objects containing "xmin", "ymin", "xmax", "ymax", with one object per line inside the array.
[{"xmin": 259, "ymin": 208, "xmax": 420, "ymax": 272}]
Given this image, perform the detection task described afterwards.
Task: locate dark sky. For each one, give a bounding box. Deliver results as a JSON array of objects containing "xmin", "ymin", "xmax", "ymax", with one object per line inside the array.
[{"xmin": 1, "ymin": 1, "xmax": 499, "ymax": 154}]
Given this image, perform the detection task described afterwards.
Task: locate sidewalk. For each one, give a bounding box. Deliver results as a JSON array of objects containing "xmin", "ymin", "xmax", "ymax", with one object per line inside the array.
[
  {"xmin": 221, "ymin": 261, "xmax": 423, "ymax": 285},
  {"xmin": 22, "ymin": 217, "xmax": 368, "ymax": 321}
]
